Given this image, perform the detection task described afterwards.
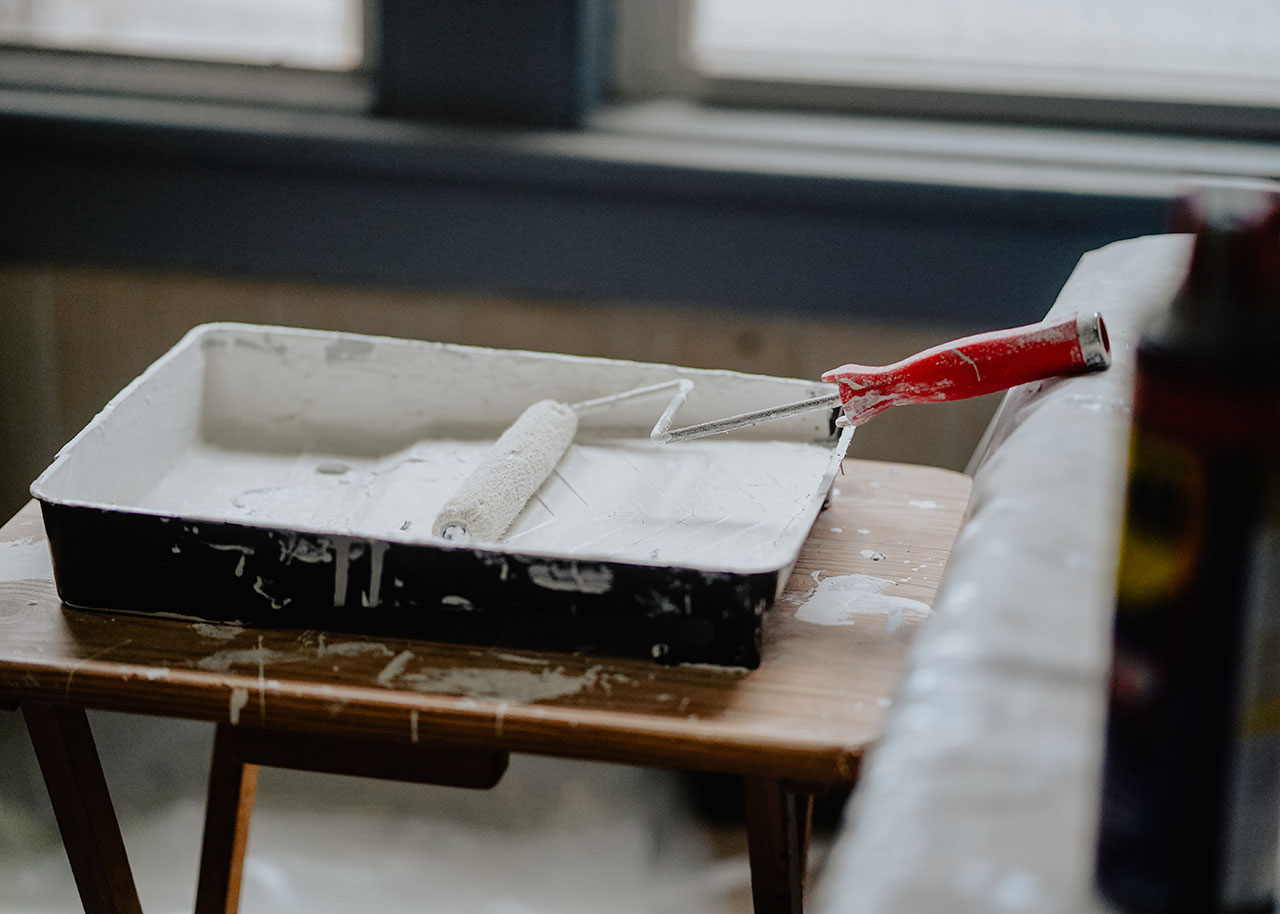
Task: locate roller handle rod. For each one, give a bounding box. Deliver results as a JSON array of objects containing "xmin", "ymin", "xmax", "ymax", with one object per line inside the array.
[{"xmin": 654, "ymin": 392, "xmax": 840, "ymax": 443}]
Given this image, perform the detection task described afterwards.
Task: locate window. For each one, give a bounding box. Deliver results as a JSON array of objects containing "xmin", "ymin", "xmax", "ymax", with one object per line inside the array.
[
  {"xmin": 0, "ymin": 0, "xmax": 363, "ymax": 70},
  {"xmin": 616, "ymin": 0, "xmax": 1280, "ymax": 136},
  {"xmin": 1, "ymin": 0, "xmax": 1266, "ymax": 337}
]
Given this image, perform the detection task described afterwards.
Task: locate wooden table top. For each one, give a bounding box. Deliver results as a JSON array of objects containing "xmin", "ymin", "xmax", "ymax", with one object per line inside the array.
[{"xmin": 0, "ymin": 459, "xmax": 969, "ymax": 785}]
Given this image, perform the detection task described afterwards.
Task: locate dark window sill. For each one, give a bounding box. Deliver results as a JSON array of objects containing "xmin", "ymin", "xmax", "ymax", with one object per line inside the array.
[{"xmin": 4, "ymin": 69, "xmax": 1254, "ymax": 324}]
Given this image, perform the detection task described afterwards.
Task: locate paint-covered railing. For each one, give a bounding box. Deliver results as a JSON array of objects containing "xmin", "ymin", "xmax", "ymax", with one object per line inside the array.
[{"xmin": 813, "ymin": 234, "xmax": 1192, "ymax": 914}]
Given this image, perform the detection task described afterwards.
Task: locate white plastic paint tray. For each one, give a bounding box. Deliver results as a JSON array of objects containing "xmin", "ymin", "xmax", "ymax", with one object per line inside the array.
[{"xmin": 32, "ymin": 323, "xmax": 851, "ymax": 666}]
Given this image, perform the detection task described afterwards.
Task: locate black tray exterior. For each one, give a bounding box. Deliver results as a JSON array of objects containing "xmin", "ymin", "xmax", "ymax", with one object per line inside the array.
[{"xmin": 40, "ymin": 502, "xmax": 776, "ymax": 667}]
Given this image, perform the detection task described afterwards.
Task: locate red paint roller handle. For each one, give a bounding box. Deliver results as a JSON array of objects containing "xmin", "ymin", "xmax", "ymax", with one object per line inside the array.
[{"xmin": 821, "ymin": 311, "xmax": 1110, "ymax": 427}]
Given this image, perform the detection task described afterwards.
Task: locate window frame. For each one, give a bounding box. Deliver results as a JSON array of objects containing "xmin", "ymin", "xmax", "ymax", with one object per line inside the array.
[
  {"xmin": 612, "ymin": 0, "xmax": 1280, "ymax": 139},
  {"xmin": 5, "ymin": 0, "xmax": 1274, "ymax": 330}
]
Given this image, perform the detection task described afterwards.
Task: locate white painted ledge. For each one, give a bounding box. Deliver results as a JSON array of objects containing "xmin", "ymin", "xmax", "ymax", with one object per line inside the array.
[{"xmin": 813, "ymin": 234, "xmax": 1192, "ymax": 914}]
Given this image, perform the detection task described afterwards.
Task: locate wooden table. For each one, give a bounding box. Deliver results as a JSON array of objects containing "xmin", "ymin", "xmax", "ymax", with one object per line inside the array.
[{"xmin": 0, "ymin": 458, "xmax": 970, "ymax": 914}]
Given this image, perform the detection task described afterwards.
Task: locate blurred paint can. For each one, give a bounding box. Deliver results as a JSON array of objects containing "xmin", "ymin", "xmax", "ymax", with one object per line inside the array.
[{"xmin": 1096, "ymin": 180, "xmax": 1280, "ymax": 914}]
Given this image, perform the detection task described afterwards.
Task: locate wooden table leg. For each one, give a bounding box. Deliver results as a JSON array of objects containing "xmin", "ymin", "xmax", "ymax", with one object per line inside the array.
[
  {"xmin": 193, "ymin": 724, "xmax": 507, "ymax": 914},
  {"xmin": 195, "ymin": 724, "xmax": 259, "ymax": 914},
  {"xmin": 22, "ymin": 703, "xmax": 142, "ymax": 914},
  {"xmin": 744, "ymin": 776, "xmax": 814, "ymax": 914}
]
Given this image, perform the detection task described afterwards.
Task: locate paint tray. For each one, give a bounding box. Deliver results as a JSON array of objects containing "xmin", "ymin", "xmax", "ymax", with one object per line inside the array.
[{"xmin": 31, "ymin": 324, "xmax": 851, "ymax": 666}]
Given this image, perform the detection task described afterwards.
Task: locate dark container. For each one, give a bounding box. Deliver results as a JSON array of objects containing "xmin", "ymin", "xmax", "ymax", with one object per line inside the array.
[
  {"xmin": 1095, "ymin": 182, "xmax": 1280, "ymax": 913},
  {"xmin": 31, "ymin": 324, "xmax": 848, "ymax": 669}
]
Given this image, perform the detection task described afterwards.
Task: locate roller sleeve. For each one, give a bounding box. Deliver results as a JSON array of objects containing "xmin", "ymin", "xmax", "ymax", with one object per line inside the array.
[{"xmin": 431, "ymin": 400, "xmax": 579, "ymax": 543}]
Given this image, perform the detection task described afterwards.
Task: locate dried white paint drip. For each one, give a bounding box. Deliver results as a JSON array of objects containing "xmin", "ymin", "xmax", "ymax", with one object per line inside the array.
[
  {"xmin": 377, "ymin": 650, "xmax": 415, "ymax": 684},
  {"xmin": 332, "ymin": 538, "xmax": 350, "ymax": 607},
  {"xmin": 528, "ymin": 563, "xmax": 613, "ymax": 594},
  {"xmin": 257, "ymin": 635, "xmax": 267, "ymax": 722},
  {"xmin": 493, "ymin": 651, "xmax": 552, "ymax": 666},
  {"xmin": 908, "ymin": 499, "xmax": 939, "ymax": 510},
  {"xmin": 279, "ymin": 537, "xmax": 332, "ymax": 565},
  {"xmin": 951, "ymin": 347, "xmax": 982, "ymax": 381},
  {"xmin": 318, "ymin": 640, "xmax": 394, "ymax": 659},
  {"xmin": 199, "ymin": 638, "xmax": 391, "ymax": 672},
  {"xmin": 228, "ymin": 687, "xmax": 248, "ymax": 725},
  {"xmin": 198, "ymin": 646, "xmax": 303, "ymax": 671},
  {"xmin": 0, "ymin": 537, "xmax": 54, "ymax": 583},
  {"xmin": 792, "ymin": 573, "xmax": 932, "ymax": 627},
  {"xmin": 193, "ymin": 622, "xmax": 244, "ymax": 640},
  {"xmin": 205, "ymin": 543, "xmax": 254, "ymax": 554},
  {"xmin": 364, "ymin": 540, "xmax": 389, "ymax": 607},
  {"xmin": 398, "ymin": 664, "xmax": 616, "ymax": 702},
  {"xmin": 252, "ymin": 576, "xmax": 290, "ymax": 609}
]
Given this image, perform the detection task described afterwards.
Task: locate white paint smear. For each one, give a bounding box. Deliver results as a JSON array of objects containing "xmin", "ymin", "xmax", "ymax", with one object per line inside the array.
[
  {"xmin": 319, "ymin": 640, "xmax": 394, "ymax": 659},
  {"xmin": 0, "ymin": 537, "xmax": 54, "ymax": 583},
  {"xmin": 793, "ymin": 573, "xmax": 932, "ymax": 627},
  {"xmin": 228, "ymin": 687, "xmax": 249, "ymax": 724},
  {"xmin": 528, "ymin": 563, "xmax": 613, "ymax": 594},
  {"xmin": 376, "ymin": 650, "xmax": 415, "ymax": 684},
  {"xmin": 676, "ymin": 662, "xmax": 751, "ymax": 675},
  {"xmin": 399, "ymin": 664, "xmax": 622, "ymax": 702},
  {"xmin": 907, "ymin": 499, "xmax": 939, "ymax": 509},
  {"xmin": 199, "ymin": 647, "xmax": 301, "ymax": 672},
  {"xmin": 198, "ymin": 638, "xmax": 392, "ymax": 672},
  {"xmin": 193, "ymin": 622, "xmax": 245, "ymax": 640}
]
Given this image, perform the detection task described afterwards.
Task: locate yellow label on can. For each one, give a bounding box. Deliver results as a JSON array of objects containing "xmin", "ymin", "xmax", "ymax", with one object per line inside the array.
[{"xmin": 1115, "ymin": 429, "xmax": 1206, "ymax": 608}]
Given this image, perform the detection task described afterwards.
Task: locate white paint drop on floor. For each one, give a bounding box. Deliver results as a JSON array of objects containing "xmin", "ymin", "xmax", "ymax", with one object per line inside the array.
[{"xmin": 0, "ymin": 713, "xmax": 739, "ymax": 914}]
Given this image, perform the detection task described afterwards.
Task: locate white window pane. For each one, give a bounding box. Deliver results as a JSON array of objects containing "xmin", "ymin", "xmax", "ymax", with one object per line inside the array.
[
  {"xmin": 0, "ymin": 0, "xmax": 362, "ymax": 71},
  {"xmin": 691, "ymin": 0, "xmax": 1280, "ymax": 104}
]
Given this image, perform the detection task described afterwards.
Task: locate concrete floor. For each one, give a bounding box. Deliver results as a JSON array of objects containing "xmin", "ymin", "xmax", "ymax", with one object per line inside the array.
[{"xmin": 0, "ymin": 709, "xmax": 778, "ymax": 913}]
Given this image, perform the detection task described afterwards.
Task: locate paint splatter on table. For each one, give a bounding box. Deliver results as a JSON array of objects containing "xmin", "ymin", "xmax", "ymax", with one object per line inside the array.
[{"xmin": 0, "ymin": 458, "xmax": 969, "ymax": 785}]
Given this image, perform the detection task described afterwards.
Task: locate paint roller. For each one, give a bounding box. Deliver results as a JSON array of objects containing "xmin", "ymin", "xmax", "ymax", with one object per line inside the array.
[
  {"xmin": 434, "ymin": 312, "xmax": 1109, "ymax": 544},
  {"xmin": 652, "ymin": 312, "xmax": 1111, "ymax": 442},
  {"xmin": 432, "ymin": 379, "xmax": 692, "ymax": 543}
]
